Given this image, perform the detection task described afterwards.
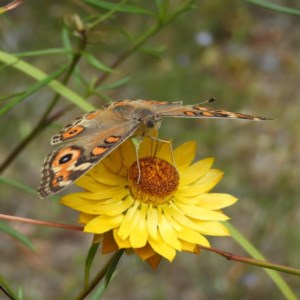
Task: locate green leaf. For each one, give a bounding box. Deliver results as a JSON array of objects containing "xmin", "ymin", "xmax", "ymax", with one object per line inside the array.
[
  {"xmin": 0, "ymin": 221, "xmax": 36, "ymax": 252},
  {"xmin": 0, "ymin": 64, "xmax": 70, "ymax": 115},
  {"xmin": 14, "ymin": 48, "xmax": 71, "ymax": 58},
  {"xmin": 104, "ymin": 249, "xmax": 124, "ymax": 287},
  {"xmin": 0, "ymin": 50, "xmax": 95, "ymax": 112},
  {"xmin": 85, "ymin": 0, "xmax": 155, "ymax": 16},
  {"xmin": 140, "ymin": 45, "xmax": 166, "ymax": 59},
  {"xmin": 246, "ymin": 0, "xmax": 300, "ymax": 17},
  {"xmin": 88, "ymin": 282, "xmax": 106, "ymax": 300},
  {"xmin": 61, "ymin": 27, "xmax": 73, "ymax": 52},
  {"xmin": 84, "ymin": 243, "xmax": 100, "ymax": 287},
  {"xmin": 83, "ymin": 52, "xmax": 115, "ymax": 73},
  {"xmin": 0, "ymin": 275, "xmax": 21, "ymax": 300},
  {"xmin": 226, "ymin": 222, "xmax": 298, "ymax": 300},
  {"xmin": 0, "ymin": 176, "xmax": 36, "ymax": 195}
]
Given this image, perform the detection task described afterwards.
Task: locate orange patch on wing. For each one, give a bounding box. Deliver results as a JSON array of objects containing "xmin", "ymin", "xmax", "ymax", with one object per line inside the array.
[
  {"xmin": 52, "ymin": 147, "xmax": 81, "ymax": 167},
  {"xmin": 105, "ymin": 136, "xmax": 121, "ymax": 144},
  {"xmin": 86, "ymin": 112, "xmax": 97, "ymax": 120},
  {"xmin": 52, "ymin": 170, "xmax": 70, "ymax": 187},
  {"xmin": 92, "ymin": 146, "xmax": 109, "ymax": 156},
  {"xmin": 235, "ymin": 113, "xmax": 251, "ymax": 119},
  {"xmin": 62, "ymin": 126, "xmax": 85, "ymax": 139},
  {"xmin": 52, "ymin": 178, "xmax": 60, "ymax": 187},
  {"xmin": 200, "ymin": 111, "xmax": 215, "ymax": 117},
  {"xmin": 145, "ymin": 100, "xmax": 168, "ymax": 105},
  {"xmin": 184, "ymin": 111, "xmax": 197, "ymax": 116}
]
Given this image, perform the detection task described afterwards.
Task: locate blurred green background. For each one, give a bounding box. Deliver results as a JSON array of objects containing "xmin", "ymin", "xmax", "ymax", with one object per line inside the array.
[{"xmin": 1, "ymin": 1, "xmax": 300, "ymax": 299}]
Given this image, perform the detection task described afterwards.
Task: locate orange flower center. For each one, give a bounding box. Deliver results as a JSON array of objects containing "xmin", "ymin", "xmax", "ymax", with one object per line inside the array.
[{"xmin": 127, "ymin": 157, "xmax": 179, "ymax": 205}]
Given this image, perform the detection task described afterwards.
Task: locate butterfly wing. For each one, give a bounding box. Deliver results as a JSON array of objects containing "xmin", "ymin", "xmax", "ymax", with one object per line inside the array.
[
  {"xmin": 38, "ymin": 121, "xmax": 140, "ymax": 198},
  {"xmin": 160, "ymin": 103, "xmax": 269, "ymax": 121},
  {"xmin": 50, "ymin": 109, "xmax": 109, "ymax": 145}
]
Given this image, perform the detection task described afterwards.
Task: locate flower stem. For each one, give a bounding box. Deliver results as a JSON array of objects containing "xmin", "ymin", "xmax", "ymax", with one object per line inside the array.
[
  {"xmin": 0, "ymin": 214, "xmax": 83, "ymax": 232},
  {"xmin": 200, "ymin": 245, "xmax": 300, "ymax": 276},
  {"xmin": 75, "ymin": 249, "xmax": 125, "ymax": 300}
]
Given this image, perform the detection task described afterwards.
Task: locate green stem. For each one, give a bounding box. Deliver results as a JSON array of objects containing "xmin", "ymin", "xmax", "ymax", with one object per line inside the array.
[
  {"xmin": 0, "ymin": 275, "xmax": 19, "ymax": 300},
  {"xmin": 75, "ymin": 250, "xmax": 124, "ymax": 300},
  {"xmin": 246, "ymin": 0, "xmax": 300, "ymax": 17},
  {"xmin": 88, "ymin": 0, "xmax": 128, "ymax": 28},
  {"xmin": 0, "ymin": 31, "xmax": 87, "ymax": 174}
]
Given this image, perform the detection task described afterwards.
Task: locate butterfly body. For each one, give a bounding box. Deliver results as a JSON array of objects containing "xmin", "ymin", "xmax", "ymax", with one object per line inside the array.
[{"xmin": 38, "ymin": 99, "xmax": 268, "ymax": 198}]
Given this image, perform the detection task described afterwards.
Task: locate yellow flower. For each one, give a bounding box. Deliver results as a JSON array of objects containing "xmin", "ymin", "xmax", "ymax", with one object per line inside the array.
[{"xmin": 61, "ymin": 138, "xmax": 237, "ymax": 269}]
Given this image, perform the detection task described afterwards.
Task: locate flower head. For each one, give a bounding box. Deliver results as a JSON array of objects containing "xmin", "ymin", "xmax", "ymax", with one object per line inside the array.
[{"xmin": 61, "ymin": 138, "xmax": 237, "ymax": 269}]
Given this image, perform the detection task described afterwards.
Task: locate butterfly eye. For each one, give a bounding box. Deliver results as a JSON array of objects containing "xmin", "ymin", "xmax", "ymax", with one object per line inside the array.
[{"xmin": 59, "ymin": 153, "xmax": 73, "ymax": 164}]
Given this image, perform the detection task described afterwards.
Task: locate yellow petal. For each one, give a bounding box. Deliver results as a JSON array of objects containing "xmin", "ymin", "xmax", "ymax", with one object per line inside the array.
[
  {"xmin": 180, "ymin": 240, "xmax": 200, "ymax": 253},
  {"xmin": 113, "ymin": 228, "xmax": 132, "ymax": 248},
  {"xmin": 192, "ymin": 168, "xmax": 224, "ymax": 186},
  {"xmin": 147, "ymin": 205, "xmax": 158, "ymax": 239},
  {"xmin": 63, "ymin": 187, "xmax": 128, "ymax": 200},
  {"xmin": 174, "ymin": 202, "xmax": 229, "ymax": 221},
  {"xmin": 78, "ymin": 212, "xmax": 94, "ymax": 224},
  {"xmin": 75, "ymin": 175, "xmax": 108, "ymax": 192},
  {"xmin": 93, "ymin": 172, "xmax": 127, "ymax": 186},
  {"xmin": 102, "ymin": 148, "xmax": 122, "ymax": 174},
  {"xmin": 84, "ymin": 214, "xmax": 123, "ymax": 234},
  {"xmin": 118, "ymin": 200, "xmax": 140, "ymax": 240},
  {"xmin": 61, "ymin": 193, "xmax": 133, "ymax": 215},
  {"xmin": 173, "ymin": 141, "xmax": 196, "ymax": 169},
  {"xmin": 179, "ymin": 158, "xmax": 214, "ymax": 186},
  {"xmin": 158, "ymin": 209, "xmax": 181, "ymax": 250},
  {"xmin": 88, "ymin": 164, "xmax": 127, "ymax": 186},
  {"xmin": 139, "ymin": 136, "xmax": 155, "ymax": 158},
  {"xmin": 129, "ymin": 205, "xmax": 148, "ymax": 248},
  {"xmin": 162, "ymin": 205, "xmax": 183, "ymax": 232},
  {"xmin": 176, "ymin": 228, "xmax": 210, "ymax": 246},
  {"xmin": 91, "ymin": 197, "xmax": 134, "ymax": 216},
  {"xmin": 192, "ymin": 220, "xmax": 230, "ymax": 236},
  {"xmin": 148, "ymin": 231, "xmax": 176, "ymax": 262},
  {"xmin": 177, "ymin": 169, "xmax": 223, "ymax": 196},
  {"xmin": 168, "ymin": 204, "xmax": 205, "ymax": 232},
  {"xmin": 191, "ymin": 193, "xmax": 238, "ymax": 210},
  {"xmin": 156, "ymin": 139, "xmax": 173, "ymax": 163},
  {"xmin": 119, "ymin": 139, "xmax": 137, "ymax": 168}
]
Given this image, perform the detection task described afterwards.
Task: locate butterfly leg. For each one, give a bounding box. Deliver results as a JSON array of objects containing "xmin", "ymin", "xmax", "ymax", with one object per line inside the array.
[
  {"xmin": 147, "ymin": 135, "xmax": 177, "ymax": 171},
  {"xmin": 131, "ymin": 137, "xmax": 143, "ymax": 183}
]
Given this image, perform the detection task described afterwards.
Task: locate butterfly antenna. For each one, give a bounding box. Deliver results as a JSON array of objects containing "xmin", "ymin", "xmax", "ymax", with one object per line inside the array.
[{"xmin": 199, "ymin": 97, "xmax": 215, "ymax": 105}]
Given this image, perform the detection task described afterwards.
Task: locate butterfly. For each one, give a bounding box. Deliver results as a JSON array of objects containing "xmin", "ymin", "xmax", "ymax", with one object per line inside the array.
[{"xmin": 38, "ymin": 99, "xmax": 269, "ymax": 198}]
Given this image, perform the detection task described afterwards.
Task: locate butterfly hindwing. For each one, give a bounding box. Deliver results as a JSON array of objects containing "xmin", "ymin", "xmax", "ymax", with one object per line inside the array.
[{"xmin": 38, "ymin": 122, "xmax": 140, "ymax": 198}]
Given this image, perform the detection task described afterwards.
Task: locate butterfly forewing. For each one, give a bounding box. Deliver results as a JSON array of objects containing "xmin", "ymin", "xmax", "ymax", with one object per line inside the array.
[{"xmin": 160, "ymin": 104, "xmax": 269, "ymax": 121}]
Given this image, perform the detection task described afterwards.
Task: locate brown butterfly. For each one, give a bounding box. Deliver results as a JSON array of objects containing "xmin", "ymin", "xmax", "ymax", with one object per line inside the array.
[{"xmin": 38, "ymin": 99, "xmax": 269, "ymax": 198}]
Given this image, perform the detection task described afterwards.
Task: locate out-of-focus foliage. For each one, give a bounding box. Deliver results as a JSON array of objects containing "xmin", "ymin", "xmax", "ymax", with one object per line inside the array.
[{"xmin": 1, "ymin": 1, "xmax": 300, "ymax": 299}]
